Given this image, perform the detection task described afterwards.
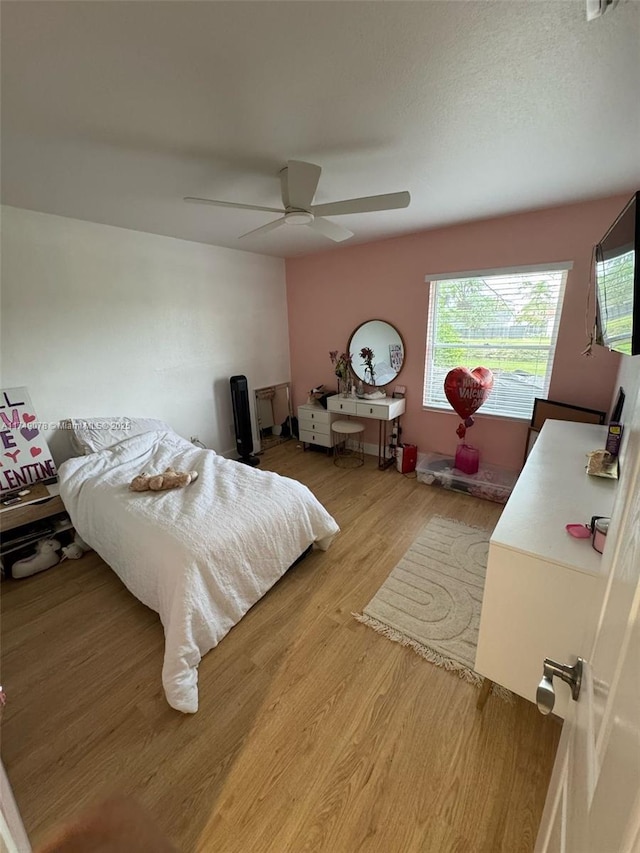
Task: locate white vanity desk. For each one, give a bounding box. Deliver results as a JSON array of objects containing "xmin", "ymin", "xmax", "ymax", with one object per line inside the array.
[
  {"xmin": 475, "ymin": 420, "xmax": 616, "ymax": 718},
  {"xmin": 326, "ymin": 394, "xmax": 406, "ymax": 469}
]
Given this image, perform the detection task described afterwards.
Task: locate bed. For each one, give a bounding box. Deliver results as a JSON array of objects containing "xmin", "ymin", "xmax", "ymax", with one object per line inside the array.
[{"xmin": 58, "ymin": 420, "xmax": 339, "ymax": 713}]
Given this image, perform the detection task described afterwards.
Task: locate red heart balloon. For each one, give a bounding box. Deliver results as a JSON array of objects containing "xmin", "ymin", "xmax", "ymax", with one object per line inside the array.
[{"xmin": 444, "ymin": 367, "xmax": 494, "ymax": 420}]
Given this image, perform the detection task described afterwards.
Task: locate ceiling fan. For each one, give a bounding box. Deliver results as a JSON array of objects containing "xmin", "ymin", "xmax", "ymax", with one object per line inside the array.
[{"xmin": 184, "ymin": 160, "xmax": 410, "ymax": 243}]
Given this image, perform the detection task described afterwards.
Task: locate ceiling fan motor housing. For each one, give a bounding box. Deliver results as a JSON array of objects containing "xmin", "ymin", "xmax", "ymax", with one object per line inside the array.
[{"xmin": 284, "ymin": 210, "xmax": 314, "ymax": 225}]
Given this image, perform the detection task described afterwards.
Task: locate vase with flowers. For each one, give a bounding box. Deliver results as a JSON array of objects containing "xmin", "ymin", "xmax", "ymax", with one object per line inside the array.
[
  {"xmin": 330, "ymin": 350, "xmax": 352, "ymax": 397},
  {"xmin": 359, "ymin": 347, "xmax": 376, "ymax": 386}
]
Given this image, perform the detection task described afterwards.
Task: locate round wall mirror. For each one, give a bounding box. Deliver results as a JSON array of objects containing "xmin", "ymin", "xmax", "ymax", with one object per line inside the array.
[{"xmin": 348, "ymin": 320, "xmax": 405, "ymax": 386}]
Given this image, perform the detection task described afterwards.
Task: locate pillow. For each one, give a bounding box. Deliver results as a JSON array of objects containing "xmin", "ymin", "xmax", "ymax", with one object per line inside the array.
[{"xmin": 65, "ymin": 417, "xmax": 173, "ymax": 455}]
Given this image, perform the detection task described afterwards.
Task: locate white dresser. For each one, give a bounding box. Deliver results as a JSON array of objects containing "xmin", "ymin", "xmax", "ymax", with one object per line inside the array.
[
  {"xmin": 297, "ymin": 402, "xmax": 340, "ymax": 451},
  {"xmin": 475, "ymin": 420, "xmax": 616, "ymax": 718}
]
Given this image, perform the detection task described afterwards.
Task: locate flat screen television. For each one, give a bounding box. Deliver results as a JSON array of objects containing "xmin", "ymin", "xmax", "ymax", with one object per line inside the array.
[{"xmin": 594, "ymin": 191, "xmax": 639, "ymax": 356}]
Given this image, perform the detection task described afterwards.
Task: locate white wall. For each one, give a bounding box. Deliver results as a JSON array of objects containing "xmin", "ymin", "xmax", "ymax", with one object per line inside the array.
[{"xmin": 1, "ymin": 206, "xmax": 289, "ymax": 461}]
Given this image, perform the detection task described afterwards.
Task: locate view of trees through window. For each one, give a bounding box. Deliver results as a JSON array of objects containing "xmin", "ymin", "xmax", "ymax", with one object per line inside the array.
[{"xmin": 424, "ymin": 269, "xmax": 568, "ymax": 420}]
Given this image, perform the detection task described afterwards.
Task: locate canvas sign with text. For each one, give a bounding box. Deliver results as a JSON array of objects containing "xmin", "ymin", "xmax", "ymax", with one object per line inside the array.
[{"xmin": 0, "ymin": 387, "xmax": 57, "ymax": 493}]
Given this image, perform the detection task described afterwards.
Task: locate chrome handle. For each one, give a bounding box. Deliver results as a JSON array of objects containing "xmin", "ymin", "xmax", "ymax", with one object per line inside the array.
[{"xmin": 536, "ymin": 657, "xmax": 583, "ymax": 715}]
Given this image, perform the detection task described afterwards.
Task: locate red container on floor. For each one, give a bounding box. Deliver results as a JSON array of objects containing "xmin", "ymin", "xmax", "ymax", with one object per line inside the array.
[
  {"xmin": 455, "ymin": 443, "xmax": 479, "ymax": 475},
  {"xmin": 397, "ymin": 444, "xmax": 417, "ymax": 474}
]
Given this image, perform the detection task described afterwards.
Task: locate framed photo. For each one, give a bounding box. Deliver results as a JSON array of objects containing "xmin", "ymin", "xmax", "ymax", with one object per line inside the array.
[
  {"xmin": 530, "ymin": 398, "xmax": 606, "ymax": 431},
  {"xmin": 523, "ymin": 427, "xmax": 540, "ymax": 465},
  {"xmin": 389, "ymin": 343, "xmax": 403, "ymax": 372},
  {"xmin": 524, "ymin": 398, "xmax": 607, "ymax": 467}
]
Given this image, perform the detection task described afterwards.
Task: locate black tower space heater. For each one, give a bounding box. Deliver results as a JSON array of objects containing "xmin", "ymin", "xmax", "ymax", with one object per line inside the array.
[{"xmin": 230, "ymin": 375, "xmax": 259, "ymax": 466}]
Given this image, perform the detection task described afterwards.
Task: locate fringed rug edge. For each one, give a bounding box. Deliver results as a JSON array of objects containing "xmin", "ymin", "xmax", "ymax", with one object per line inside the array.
[{"xmin": 353, "ymin": 611, "xmax": 513, "ymax": 703}]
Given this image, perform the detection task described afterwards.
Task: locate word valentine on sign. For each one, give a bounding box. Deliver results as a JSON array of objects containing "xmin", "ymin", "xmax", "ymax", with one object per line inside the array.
[{"xmin": 0, "ymin": 387, "xmax": 57, "ymax": 493}]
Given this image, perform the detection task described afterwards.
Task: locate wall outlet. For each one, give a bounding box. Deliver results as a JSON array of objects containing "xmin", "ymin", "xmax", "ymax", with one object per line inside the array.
[{"xmin": 190, "ymin": 435, "xmax": 199, "ymax": 445}]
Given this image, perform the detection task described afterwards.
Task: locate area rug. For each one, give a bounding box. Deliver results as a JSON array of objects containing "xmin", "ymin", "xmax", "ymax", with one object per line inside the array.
[{"xmin": 354, "ymin": 516, "xmax": 511, "ymax": 699}]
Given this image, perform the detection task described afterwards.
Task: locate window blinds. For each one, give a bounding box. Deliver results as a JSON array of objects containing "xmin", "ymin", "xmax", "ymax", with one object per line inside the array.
[{"xmin": 423, "ymin": 269, "xmax": 568, "ymax": 420}]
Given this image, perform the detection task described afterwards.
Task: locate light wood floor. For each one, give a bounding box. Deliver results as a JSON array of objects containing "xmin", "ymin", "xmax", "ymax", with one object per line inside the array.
[{"xmin": 1, "ymin": 443, "xmax": 561, "ymax": 852}]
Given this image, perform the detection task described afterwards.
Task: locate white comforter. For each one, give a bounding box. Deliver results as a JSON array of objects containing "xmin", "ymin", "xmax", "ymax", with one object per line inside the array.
[{"xmin": 59, "ymin": 431, "xmax": 339, "ymax": 713}]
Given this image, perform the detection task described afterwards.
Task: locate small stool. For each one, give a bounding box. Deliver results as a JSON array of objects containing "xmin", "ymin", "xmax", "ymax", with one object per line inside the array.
[{"xmin": 332, "ymin": 420, "xmax": 365, "ymax": 468}]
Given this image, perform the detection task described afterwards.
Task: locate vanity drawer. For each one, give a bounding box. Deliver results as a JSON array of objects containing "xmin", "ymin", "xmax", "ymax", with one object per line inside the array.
[
  {"xmin": 327, "ymin": 398, "xmax": 358, "ymax": 415},
  {"xmin": 299, "ymin": 417, "xmax": 330, "ymax": 436},
  {"xmin": 300, "ymin": 408, "xmax": 331, "ymax": 425},
  {"xmin": 297, "ymin": 404, "xmax": 332, "ymax": 424},
  {"xmin": 356, "ymin": 402, "xmax": 388, "ymax": 420},
  {"xmin": 355, "ymin": 398, "xmax": 406, "ymax": 420},
  {"xmin": 299, "ymin": 428, "xmax": 334, "ymax": 448}
]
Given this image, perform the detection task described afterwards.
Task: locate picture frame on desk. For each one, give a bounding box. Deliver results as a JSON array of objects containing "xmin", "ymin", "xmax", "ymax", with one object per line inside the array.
[
  {"xmin": 530, "ymin": 398, "xmax": 606, "ymax": 431},
  {"xmin": 523, "ymin": 427, "xmax": 540, "ymax": 464},
  {"xmin": 523, "ymin": 398, "xmax": 607, "ymax": 467}
]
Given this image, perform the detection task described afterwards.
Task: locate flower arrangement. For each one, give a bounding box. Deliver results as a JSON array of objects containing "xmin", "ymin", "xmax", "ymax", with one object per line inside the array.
[
  {"xmin": 360, "ymin": 347, "xmax": 375, "ymax": 384},
  {"xmin": 329, "ymin": 350, "xmax": 352, "ymax": 381}
]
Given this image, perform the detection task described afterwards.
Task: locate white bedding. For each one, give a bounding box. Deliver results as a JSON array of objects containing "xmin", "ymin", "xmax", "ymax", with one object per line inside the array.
[{"xmin": 59, "ymin": 430, "xmax": 339, "ymax": 713}]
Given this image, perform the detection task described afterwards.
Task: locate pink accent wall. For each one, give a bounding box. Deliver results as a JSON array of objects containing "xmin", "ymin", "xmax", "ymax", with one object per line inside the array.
[{"xmin": 286, "ymin": 194, "xmax": 630, "ymax": 471}]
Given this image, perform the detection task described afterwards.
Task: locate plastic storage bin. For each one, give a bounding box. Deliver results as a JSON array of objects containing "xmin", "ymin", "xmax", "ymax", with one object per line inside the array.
[{"xmin": 416, "ymin": 451, "xmax": 518, "ymax": 504}]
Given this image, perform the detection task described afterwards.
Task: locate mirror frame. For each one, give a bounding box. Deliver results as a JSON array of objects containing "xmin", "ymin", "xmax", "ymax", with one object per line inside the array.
[
  {"xmin": 254, "ymin": 382, "xmax": 293, "ymax": 451},
  {"xmin": 347, "ymin": 319, "xmax": 405, "ymax": 387}
]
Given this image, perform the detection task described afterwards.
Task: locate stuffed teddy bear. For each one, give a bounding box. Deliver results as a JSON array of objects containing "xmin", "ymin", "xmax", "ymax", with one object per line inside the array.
[{"xmin": 130, "ymin": 466, "xmax": 199, "ymax": 492}]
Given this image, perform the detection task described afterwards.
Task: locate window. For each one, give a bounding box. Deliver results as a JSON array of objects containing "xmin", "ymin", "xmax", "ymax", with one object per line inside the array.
[{"xmin": 423, "ymin": 265, "xmax": 569, "ymax": 420}]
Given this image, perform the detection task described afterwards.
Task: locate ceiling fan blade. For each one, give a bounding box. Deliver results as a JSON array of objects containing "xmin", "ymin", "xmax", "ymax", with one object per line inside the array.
[
  {"xmin": 283, "ymin": 161, "xmax": 322, "ymax": 210},
  {"xmin": 238, "ymin": 217, "xmax": 286, "ymax": 239},
  {"xmin": 311, "ymin": 191, "xmax": 410, "ymax": 217},
  {"xmin": 184, "ymin": 197, "xmax": 284, "ymax": 214},
  {"xmin": 308, "ymin": 217, "xmax": 353, "ymax": 243}
]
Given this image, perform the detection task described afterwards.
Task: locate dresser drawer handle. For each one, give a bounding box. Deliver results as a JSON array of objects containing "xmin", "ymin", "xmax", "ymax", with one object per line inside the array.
[
  {"xmin": 370, "ymin": 407, "xmax": 374, "ymax": 414},
  {"xmin": 311, "ymin": 413, "xmax": 315, "ymax": 419}
]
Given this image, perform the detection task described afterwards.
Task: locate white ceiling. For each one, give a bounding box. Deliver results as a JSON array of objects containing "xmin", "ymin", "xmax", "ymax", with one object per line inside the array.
[{"xmin": 2, "ymin": 1, "xmax": 639, "ymax": 258}]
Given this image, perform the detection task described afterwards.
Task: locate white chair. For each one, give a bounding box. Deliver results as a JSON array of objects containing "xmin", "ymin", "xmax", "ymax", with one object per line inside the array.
[{"xmin": 332, "ymin": 420, "xmax": 365, "ymax": 468}]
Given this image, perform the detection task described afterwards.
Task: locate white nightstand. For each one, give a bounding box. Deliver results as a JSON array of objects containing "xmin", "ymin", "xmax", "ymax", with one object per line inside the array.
[{"xmin": 297, "ymin": 403, "xmax": 340, "ymax": 453}]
